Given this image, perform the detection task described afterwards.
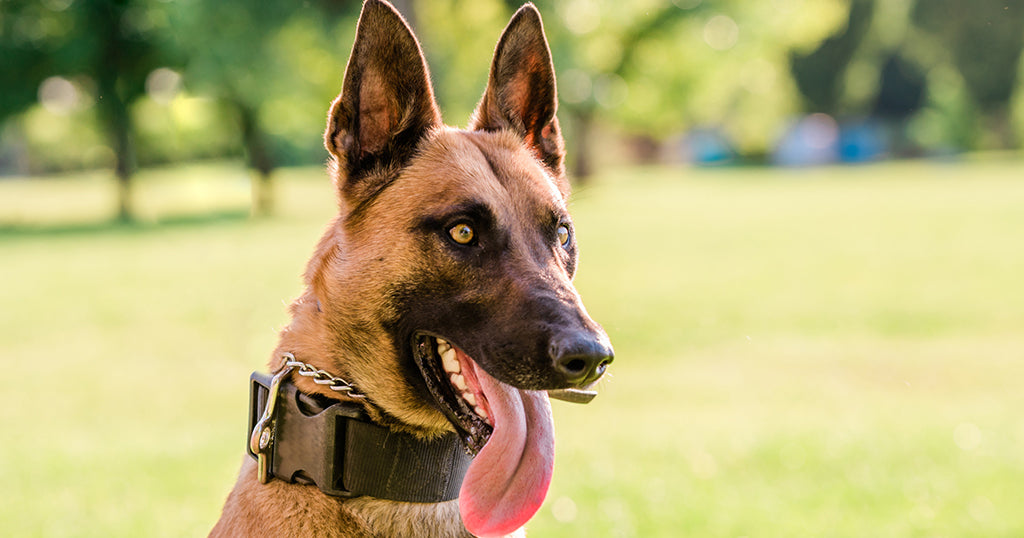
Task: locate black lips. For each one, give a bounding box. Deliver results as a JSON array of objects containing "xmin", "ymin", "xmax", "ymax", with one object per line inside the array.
[{"xmin": 412, "ymin": 333, "xmax": 493, "ymax": 455}]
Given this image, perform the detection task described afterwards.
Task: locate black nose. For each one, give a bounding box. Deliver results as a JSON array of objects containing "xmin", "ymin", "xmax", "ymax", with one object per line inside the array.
[{"xmin": 549, "ymin": 331, "xmax": 614, "ymax": 386}]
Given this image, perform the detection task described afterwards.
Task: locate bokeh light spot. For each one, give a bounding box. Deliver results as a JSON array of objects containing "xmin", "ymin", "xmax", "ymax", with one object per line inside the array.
[
  {"xmin": 593, "ymin": 74, "xmax": 628, "ymax": 109},
  {"xmin": 146, "ymin": 68, "xmax": 183, "ymax": 105},
  {"xmin": 560, "ymin": 69, "xmax": 593, "ymax": 105},
  {"xmin": 558, "ymin": 0, "xmax": 600, "ymax": 35},
  {"xmin": 703, "ymin": 15, "xmax": 739, "ymax": 51},
  {"xmin": 802, "ymin": 113, "xmax": 839, "ymax": 150},
  {"xmin": 41, "ymin": 0, "xmax": 74, "ymax": 11},
  {"xmin": 551, "ymin": 496, "xmax": 578, "ymax": 523},
  {"xmin": 38, "ymin": 77, "xmax": 80, "ymax": 115},
  {"xmin": 673, "ymin": 0, "xmax": 703, "ymax": 9},
  {"xmin": 953, "ymin": 422, "xmax": 982, "ymax": 451}
]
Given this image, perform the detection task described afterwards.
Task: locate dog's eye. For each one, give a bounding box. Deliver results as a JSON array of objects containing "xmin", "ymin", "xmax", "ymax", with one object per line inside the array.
[
  {"xmin": 449, "ymin": 223, "xmax": 475, "ymax": 245},
  {"xmin": 557, "ymin": 224, "xmax": 571, "ymax": 247}
]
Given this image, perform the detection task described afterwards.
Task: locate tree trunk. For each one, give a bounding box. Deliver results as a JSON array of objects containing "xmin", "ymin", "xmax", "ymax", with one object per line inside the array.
[
  {"xmin": 89, "ymin": 0, "xmax": 137, "ymax": 223},
  {"xmin": 984, "ymin": 107, "xmax": 1017, "ymax": 150},
  {"xmin": 569, "ymin": 106, "xmax": 594, "ymax": 184},
  {"xmin": 236, "ymin": 101, "xmax": 275, "ymax": 217},
  {"xmin": 250, "ymin": 168, "xmax": 273, "ymax": 217},
  {"xmin": 97, "ymin": 78, "xmax": 136, "ymax": 222}
]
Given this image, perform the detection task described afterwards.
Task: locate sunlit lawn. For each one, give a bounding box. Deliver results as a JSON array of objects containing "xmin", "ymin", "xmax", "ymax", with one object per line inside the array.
[{"xmin": 2, "ymin": 158, "xmax": 1023, "ymax": 536}]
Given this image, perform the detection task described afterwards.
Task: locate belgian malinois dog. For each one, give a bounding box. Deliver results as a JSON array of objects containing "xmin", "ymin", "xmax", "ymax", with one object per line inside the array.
[{"xmin": 211, "ymin": 1, "xmax": 613, "ymax": 536}]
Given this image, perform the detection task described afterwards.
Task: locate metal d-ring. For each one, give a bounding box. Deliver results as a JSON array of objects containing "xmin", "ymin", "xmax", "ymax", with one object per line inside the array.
[{"xmin": 249, "ymin": 363, "xmax": 294, "ymax": 484}]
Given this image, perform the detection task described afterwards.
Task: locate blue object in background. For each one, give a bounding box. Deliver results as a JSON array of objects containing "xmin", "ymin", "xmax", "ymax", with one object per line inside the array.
[
  {"xmin": 677, "ymin": 128, "xmax": 735, "ymax": 166},
  {"xmin": 838, "ymin": 120, "xmax": 888, "ymax": 163}
]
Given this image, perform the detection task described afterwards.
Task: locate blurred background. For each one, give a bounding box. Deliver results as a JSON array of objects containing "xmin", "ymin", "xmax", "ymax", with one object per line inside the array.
[
  {"xmin": 2, "ymin": 0, "xmax": 1022, "ymax": 215},
  {"xmin": 2, "ymin": 0, "xmax": 1023, "ymax": 536}
]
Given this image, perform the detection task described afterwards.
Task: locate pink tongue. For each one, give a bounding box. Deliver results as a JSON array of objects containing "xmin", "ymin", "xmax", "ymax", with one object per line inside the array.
[{"xmin": 459, "ymin": 362, "xmax": 554, "ymax": 537}]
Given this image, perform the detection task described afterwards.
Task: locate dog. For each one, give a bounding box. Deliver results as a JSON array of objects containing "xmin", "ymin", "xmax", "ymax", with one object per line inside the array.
[{"xmin": 211, "ymin": 1, "xmax": 613, "ymax": 536}]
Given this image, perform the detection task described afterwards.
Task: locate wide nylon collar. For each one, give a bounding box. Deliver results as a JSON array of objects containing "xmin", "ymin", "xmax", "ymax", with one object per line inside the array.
[{"xmin": 247, "ymin": 369, "xmax": 473, "ymax": 503}]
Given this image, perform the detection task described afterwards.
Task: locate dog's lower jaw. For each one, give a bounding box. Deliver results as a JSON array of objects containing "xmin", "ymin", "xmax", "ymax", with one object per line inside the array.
[{"xmin": 212, "ymin": 459, "xmax": 524, "ymax": 538}]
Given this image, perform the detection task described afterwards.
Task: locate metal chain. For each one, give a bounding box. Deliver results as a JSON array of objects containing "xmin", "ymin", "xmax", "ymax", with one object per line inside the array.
[{"xmin": 279, "ymin": 352, "xmax": 367, "ymax": 399}]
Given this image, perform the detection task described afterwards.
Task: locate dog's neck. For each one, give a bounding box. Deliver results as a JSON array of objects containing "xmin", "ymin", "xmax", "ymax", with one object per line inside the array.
[
  {"xmin": 218, "ymin": 459, "xmax": 485, "ymax": 537},
  {"xmin": 271, "ymin": 291, "xmax": 393, "ymax": 430},
  {"xmin": 274, "ymin": 291, "xmax": 344, "ymax": 386},
  {"xmin": 346, "ymin": 497, "xmax": 525, "ymax": 538}
]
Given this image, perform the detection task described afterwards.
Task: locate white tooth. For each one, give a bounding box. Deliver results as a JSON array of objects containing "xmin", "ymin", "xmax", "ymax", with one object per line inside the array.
[
  {"xmin": 436, "ymin": 338, "xmax": 451, "ymax": 354},
  {"xmin": 463, "ymin": 391, "xmax": 477, "ymax": 407},
  {"xmin": 451, "ymin": 373, "xmax": 467, "ymax": 391},
  {"xmin": 474, "ymin": 406, "xmax": 489, "ymax": 420},
  {"xmin": 441, "ymin": 348, "xmax": 459, "ymax": 373}
]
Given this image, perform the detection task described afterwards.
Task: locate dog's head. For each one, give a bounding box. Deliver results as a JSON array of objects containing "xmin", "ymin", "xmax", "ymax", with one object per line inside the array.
[{"xmin": 299, "ymin": 1, "xmax": 612, "ymax": 535}]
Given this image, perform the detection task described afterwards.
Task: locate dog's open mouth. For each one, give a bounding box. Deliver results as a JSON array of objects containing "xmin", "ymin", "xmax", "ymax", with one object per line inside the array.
[
  {"xmin": 413, "ymin": 332, "xmax": 555, "ymax": 538},
  {"xmin": 414, "ymin": 334, "xmax": 495, "ymax": 454}
]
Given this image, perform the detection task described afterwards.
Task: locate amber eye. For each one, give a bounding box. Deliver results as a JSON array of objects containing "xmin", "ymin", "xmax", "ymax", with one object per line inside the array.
[
  {"xmin": 449, "ymin": 223, "xmax": 475, "ymax": 245},
  {"xmin": 556, "ymin": 224, "xmax": 571, "ymax": 247}
]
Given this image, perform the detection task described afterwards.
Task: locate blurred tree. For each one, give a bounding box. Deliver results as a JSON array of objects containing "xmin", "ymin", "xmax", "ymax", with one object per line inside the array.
[
  {"xmin": 0, "ymin": 2, "xmax": 57, "ymax": 124},
  {"xmin": 789, "ymin": 0, "xmax": 875, "ymax": 116},
  {"xmin": 511, "ymin": 0, "xmax": 701, "ymax": 180},
  {"xmin": 80, "ymin": 0, "xmax": 173, "ymax": 221},
  {"xmin": 912, "ymin": 0, "xmax": 1024, "ymax": 149},
  {"xmin": 0, "ymin": 0, "xmax": 172, "ymax": 219},
  {"xmin": 870, "ymin": 51, "xmax": 926, "ymax": 155},
  {"xmin": 606, "ymin": 0, "xmax": 857, "ymax": 162},
  {"xmin": 170, "ymin": 0, "xmax": 359, "ymax": 216},
  {"xmin": 415, "ymin": 0, "xmax": 698, "ymax": 179},
  {"xmin": 0, "ymin": 1, "xmax": 58, "ymax": 173},
  {"xmin": 514, "ymin": 0, "xmax": 855, "ymax": 167},
  {"xmin": 11, "ymin": 0, "xmax": 1020, "ymax": 183},
  {"xmin": 871, "ymin": 53, "xmax": 926, "ymax": 119},
  {"xmin": 569, "ymin": 3, "xmax": 695, "ymax": 177}
]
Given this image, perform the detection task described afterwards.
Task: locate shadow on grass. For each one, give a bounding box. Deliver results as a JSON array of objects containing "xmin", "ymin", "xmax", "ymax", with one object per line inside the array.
[{"xmin": 0, "ymin": 209, "xmax": 253, "ymax": 239}]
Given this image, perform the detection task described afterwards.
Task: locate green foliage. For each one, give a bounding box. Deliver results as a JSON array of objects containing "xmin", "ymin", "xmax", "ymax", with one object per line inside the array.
[
  {"xmin": 14, "ymin": 106, "xmax": 111, "ymax": 173},
  {"xmin": 906, "ymin": 64, "xmax": 977, "ymax": 150},
  {"xmin": 2, "ymin": 161, "xmax": 1024, "ymax": 535},
  {"xmin": 0, "ymin": 0, "xmax": 182, "ymax": 218},
  {"xmin": 521, "ymin": 0, "xmax": 855, "ymax": 155},
  {"xmin": 3, "ymin": 0, "xmax": 1024, "ymax": 175},
  {"xmin": 416, "ymin": 0, "xmax": 506, "ymax": 123},
  {"xmin": 913, "ymin": 0, "xmax": 1024, "ymax": 113},
  {"xmin": 789, "ymin": 0, "xmax": 876, "ymax": 114},
  {"xmin": 166, "ymin": 0, "xmax": 351, "ymax": 177},
  {"xmin": 0, "ymin": 0, "xmax": 68, "ymax": 121},
  {"xmin": 911, "ymin": 0, "xmax": 1024, "ymax": 148},
  {"xmin": 131, "ymin": 95, "xmax": 242, "ymax": 166}
]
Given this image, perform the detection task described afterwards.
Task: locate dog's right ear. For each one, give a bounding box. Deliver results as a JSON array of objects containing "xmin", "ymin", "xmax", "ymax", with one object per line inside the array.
[{"xmin": 325, "ymin": 0, "xmax": 441, "ymax": 204}]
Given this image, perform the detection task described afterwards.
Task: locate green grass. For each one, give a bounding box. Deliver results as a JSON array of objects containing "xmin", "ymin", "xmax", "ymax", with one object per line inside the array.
[{"xmin": 2, "ymin": 159, "xmax": 1023, "ymax": 536}]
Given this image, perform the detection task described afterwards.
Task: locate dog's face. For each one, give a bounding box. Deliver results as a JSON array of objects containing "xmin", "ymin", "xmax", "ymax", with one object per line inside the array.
[{"xmin": 302, "ymin": 2, "xmax": 612, "ymax": 535}]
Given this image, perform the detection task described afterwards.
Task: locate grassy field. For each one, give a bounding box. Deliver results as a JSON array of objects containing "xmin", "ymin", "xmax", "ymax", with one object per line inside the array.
[{"xmin": 2, "ymin": 158, "xmax": 1023, "ymax": 537}]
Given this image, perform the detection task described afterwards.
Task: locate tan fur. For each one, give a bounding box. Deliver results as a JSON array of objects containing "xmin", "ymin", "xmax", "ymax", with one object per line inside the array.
[
  {"xmin": 212, "ymin": 2, "xmax": 599, "ymax": 536},
  {"xmin": 212, "ymin": 459, "xmax": 503, "ymax": 537},
  {"xmin": 212, "ymin": 132, "xmax": 552, "ymax": 538}
]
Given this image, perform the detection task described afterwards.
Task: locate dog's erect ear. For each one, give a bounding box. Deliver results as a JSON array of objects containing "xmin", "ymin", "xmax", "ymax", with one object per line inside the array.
[
  {"xmin": 325, "ymin": 0, "xmax": 441, "ymax": 202},
  {"xmin": 471, "ymin": 4, "xmax": 567, "ymax": 187}
]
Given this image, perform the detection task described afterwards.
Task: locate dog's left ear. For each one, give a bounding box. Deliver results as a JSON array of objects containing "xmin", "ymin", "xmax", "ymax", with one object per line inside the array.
[
  {"xmin": 325, "ymin": 0, "xmax": 441, "ymax": 205},
  {"xmin": 471, "ymin": 4, "xmax": 568, "ymax": 194}
]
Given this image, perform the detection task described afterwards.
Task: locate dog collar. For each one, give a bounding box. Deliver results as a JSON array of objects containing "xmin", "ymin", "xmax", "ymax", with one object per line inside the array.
[{"xmin": 246, "ymin": 364, "xmax": 473, "ymax": 503}]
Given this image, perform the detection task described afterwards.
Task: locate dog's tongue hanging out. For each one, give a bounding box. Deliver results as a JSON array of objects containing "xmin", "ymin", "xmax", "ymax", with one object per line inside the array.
[{"xmin": 458, "ymin": 359, "xmax": 555, "ymax": 538}]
